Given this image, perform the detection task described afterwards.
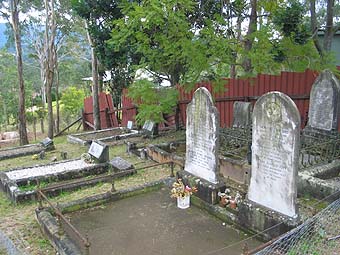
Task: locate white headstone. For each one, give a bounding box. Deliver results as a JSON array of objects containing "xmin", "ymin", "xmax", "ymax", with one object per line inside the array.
[
  {"xmin": 184, "ymin": 87, "xmax": 219, "ymax": 184},
  {"xmin": 248, "ymin": 91, "xmax": 300, "ymax": 217},
  {"xmin": 307, "ymin": 70, "xmax": 340, "ymax": 131},
  {"xmin": 143, "ymin": 120, "xmax": 155, "ymax": 132},
  {"xmin": 127, "ymin": 121, "xmax": 133, "ymax": 130},
  {"xmin": 88, "ymin": 141, "xmax": 109, "ymax": 162}
]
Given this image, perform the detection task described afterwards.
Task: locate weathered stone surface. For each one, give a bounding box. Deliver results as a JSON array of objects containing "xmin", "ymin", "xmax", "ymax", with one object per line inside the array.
[
  {"xmin": 110, "ymin": 157, "xmax": 134, "ymax": 172},
  {"xmin": 41, "ymin": 137, "xmax": 53, "ymax": 148},
  {"xmin": 143, "ymin": 120, "xmax": 155, "ymax": 132},
  {"xmin": 184, "ymin": 87, "xmax": 219, "ymax": 184},
  {"xmin": 88, "ymin": 141, "xmax": 109, "ymax": 163},
  {"xmin": 307, "ymin": 70, "xmax": 340, "ymax": 131},
  {"xmin": 232, "ymin": 101, "xmax": 252, "ymax": 128},
  {"xmin": 248, "ymin": 91, "xmax": 300, "ymax": 217}
]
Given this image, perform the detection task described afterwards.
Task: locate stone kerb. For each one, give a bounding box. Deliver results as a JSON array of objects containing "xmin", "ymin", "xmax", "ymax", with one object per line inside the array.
[
  {"xmin": 307, "ymin": 70, "xmax": 340, "ymax": 132},
  {"xmin": 184, "ymin": 87, "xmax": 219, "ymax": 184},
  {"xmin": 248, "ymin": 91, "xmax": 300, "ymax": 218}
]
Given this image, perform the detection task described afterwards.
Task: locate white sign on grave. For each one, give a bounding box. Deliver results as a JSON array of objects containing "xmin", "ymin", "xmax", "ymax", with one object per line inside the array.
[
  {"xmin": 248, "ymin": 91, "xmax": 300, "ymax": 217},
  {"xmin": 127, "ymin": 121, "xmax": 133, "ymax": 130},
  {"xmin": 143, "ymin": 120, "xmax": 155, "ymax": 132},
  {"xmin": 184, "ymin": 87, "xmax": 219, "ymax": 184},
  {"xmin": 88, "ymin": 141, "xmax": 105, "ymax": 159}
]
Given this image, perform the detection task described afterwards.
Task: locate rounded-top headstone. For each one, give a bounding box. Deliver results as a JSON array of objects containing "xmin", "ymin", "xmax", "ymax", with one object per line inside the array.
[
  {"xmin": 248, "ymin": 91, "xmax": 300, "ymax": 217},
  {"xmin": 307, "ymin": 70, "xmax": 340, "ymax": 131},
  {"xmin": 184, "ymin": 87, "xmax": 219, "ymax": 184}
]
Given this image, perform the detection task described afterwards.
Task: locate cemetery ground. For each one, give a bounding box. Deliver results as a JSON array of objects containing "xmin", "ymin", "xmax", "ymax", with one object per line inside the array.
[
  {"xmin": 0, "ymin": 129, "xmax": 330, "ymax": 255},
  {"xmin": 0, "ymin": 131, "xmax": 178, "ymax": 254}
]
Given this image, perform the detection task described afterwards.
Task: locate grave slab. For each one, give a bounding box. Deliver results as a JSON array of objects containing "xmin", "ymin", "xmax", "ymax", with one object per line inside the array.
[{"xmin": 109, "ymin": 157, "xmax": 134, "ymax": 172}]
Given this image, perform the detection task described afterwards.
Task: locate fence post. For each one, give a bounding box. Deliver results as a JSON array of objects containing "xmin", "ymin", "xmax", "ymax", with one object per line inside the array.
[
  {"xmin": 85, "ymin": 235, "xmax": 90, "ymax": 255},
  {"xmin": 111, "ymin": 178, "xmax": 116, "ymax": 192},
  {"xmin": 56, "ymin": 203, "xmax": 64, "ymax": 236},
  {"xmin": 169, "ymin": 162, "xmax": 175, "ymax": 177}
]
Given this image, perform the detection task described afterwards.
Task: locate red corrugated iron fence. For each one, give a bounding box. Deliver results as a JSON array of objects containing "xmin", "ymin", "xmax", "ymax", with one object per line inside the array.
[{"xmin": 84, "ymin": 69, "xmax": 322, "ymax": 130}]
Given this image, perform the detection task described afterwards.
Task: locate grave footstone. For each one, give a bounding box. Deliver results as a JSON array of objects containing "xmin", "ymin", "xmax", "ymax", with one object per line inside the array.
[
  {"xmin": 232, "ymin": 101, "xmax": 252, "ymax": 129},
  {"xmin": 88, "ymin": 141, "xmax": 109, "ymax": 163},
  {"xmin": 40, "ymin": 137, "xmax": 54, "ymax": 150},
  {"xmin": 110, "ymin": 157, "xmax": 134, "ymax": 172},
  {"xmin": 306, "ymin": 70, "xmax": 340, "ymax": 132},
  {"xmin": 248, "ymin": 91, "xmax": 300, "ymax": 217}
]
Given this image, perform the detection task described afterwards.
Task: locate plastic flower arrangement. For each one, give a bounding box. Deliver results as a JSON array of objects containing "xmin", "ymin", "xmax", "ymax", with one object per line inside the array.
[{"xmin": 171, "ymin": 179, "xmax": 197, "ymax": 198}]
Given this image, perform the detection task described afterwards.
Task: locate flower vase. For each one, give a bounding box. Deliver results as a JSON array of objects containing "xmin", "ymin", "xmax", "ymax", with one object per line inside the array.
[{"xmin": 177, "ymin": 195, "xmax": 190, "ymax": 209}]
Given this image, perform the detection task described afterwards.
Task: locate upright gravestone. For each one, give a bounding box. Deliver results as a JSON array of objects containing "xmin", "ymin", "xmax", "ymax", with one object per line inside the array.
[
  {"xmin": 127, "ymin": 121, "xmax": 133, "ymax": 130},
  {"xmin": 184, "ymin": 87, "xmax": 219, "ymax": 184},
  {"xmin": 88, "ymin": 141, "xmax": 109, "ymax": 163},
  {"xmin": 232, "ymin": 101, "xmax": 252, "ymax": 129},
  {"xmin": 248, "ymin": 91, "xmax": 300, "ymax": 217},
  {"xmin": 143, "ymin": 120, "xmax": 155, "ymax": 132},
  {"xmin": 306, "ymin": 70, "xmax": 340, "ymax": 132}
]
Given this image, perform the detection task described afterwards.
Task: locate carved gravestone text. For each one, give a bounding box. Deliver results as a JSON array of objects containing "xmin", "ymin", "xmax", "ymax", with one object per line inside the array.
[
  {"xmin": 184, "ymin": 87, "xmax": 219, "ymax": 184},
  {"xmin": 248, "ymin": 91, "xmax": 300, "ymax": 217}
]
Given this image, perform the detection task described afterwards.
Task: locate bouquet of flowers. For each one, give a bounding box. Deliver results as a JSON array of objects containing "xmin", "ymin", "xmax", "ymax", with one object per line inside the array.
[{"xmin": 171, "ymin": 179, "xmax": 197, "ymax": 198}]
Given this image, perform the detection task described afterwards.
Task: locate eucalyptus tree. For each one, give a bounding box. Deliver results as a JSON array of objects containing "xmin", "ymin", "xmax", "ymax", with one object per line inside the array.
[
  {"xmin": 0, "ymin": 0, "xmax": 28, "ymax": 144},
  {"xmin": 71, "ymin": 0, "xmax": 130, "ymax": 130}
]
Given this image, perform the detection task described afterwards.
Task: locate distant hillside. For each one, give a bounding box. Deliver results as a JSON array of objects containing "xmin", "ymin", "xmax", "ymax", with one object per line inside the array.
[{"xmin": 0, "ymin": 23, "xmax": 8, "ymax": 48}]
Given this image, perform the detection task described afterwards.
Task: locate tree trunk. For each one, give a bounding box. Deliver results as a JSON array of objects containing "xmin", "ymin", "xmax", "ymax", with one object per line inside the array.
[
  {"xmin": 44, "ymin": 0, "xmax": 57, "ymax": 139},
  {"xmin": 10, "ymin": 0, "xmax": 28, "ymax": 145},
  {"xmin": 86, "ymin": 21, "xmax": 101, "ymax": 130},
  {"xmin": 242, "ymin": 0, "xmax": 257, "ymax": 73},
  {"xmin": 55, "ymin": 54, "xmax": 60, "ymax": 134},
  {"xmin": 310, "ymin": 0, "xmax": 323, "ymax": 56},
  {"xmin": 324, "ymin": 0, "xmax": 334, "ymax": 52}
]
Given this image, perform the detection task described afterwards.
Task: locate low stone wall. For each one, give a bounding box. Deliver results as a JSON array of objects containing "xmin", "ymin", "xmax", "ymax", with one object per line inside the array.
[{"xmin": 67, "ymin": 127, "xmax": 139, "ymax": 146}]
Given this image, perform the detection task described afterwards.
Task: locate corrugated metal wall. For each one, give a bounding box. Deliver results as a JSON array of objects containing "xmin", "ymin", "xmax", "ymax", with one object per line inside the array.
[
  {"xmin": 178, "ymin": 69, "xmax": 318, "ymax": 128},
  {"xmin": 90, "ymin": 70, "xmax": 323, "ymax": 129}
]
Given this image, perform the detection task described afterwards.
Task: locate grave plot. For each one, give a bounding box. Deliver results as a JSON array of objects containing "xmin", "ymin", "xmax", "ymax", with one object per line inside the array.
[
  {"xmin": 0, "ymin": 138, "xmax": 54, "ymax": 160},
  {"xmin": 67, "ymin": 127, "xmax": 139, "ymax": 146},
  {"xmin": 147, "ymin": 137, "xmax": 251, "ymax": 186},
  {"xmin": 298, "ymin": 159, "xmax": 340, "ymax": 200},
  {"xmin": 0, "ymin": 159, "xmax": 110, "ymax": 203},
  {"xmin": 36, "ymin": 179, "xmax": 262, "ymax": 255},
  {"xmin": 147, "ymin": 101, "xmax": 252, "ymax": 186},
  {"xmin": 0, "ymin": 142, "xmax": 134, "ymax": 204},
  {"xmin": 297, "ymin": 70, "xmax": 340, "ymax": 200}
]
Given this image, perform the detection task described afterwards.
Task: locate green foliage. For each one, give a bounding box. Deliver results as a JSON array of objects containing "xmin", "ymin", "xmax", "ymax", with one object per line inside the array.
[
  {"xmin": 272, "ymin": 0, "xmax": 308, "ymax": 44},
  {"xmin": 128, "ymin": 80, "xmax": 178, "ymax": 124},
  {"xmin": 61, "ymin": 86, "xmax": 85, "ymax": 117}
]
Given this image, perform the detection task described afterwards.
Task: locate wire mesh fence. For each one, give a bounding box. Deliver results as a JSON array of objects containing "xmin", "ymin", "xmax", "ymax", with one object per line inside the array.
[{"xmin": 256, "ymin": 197, "xmax": 340, "ymax": 255}]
